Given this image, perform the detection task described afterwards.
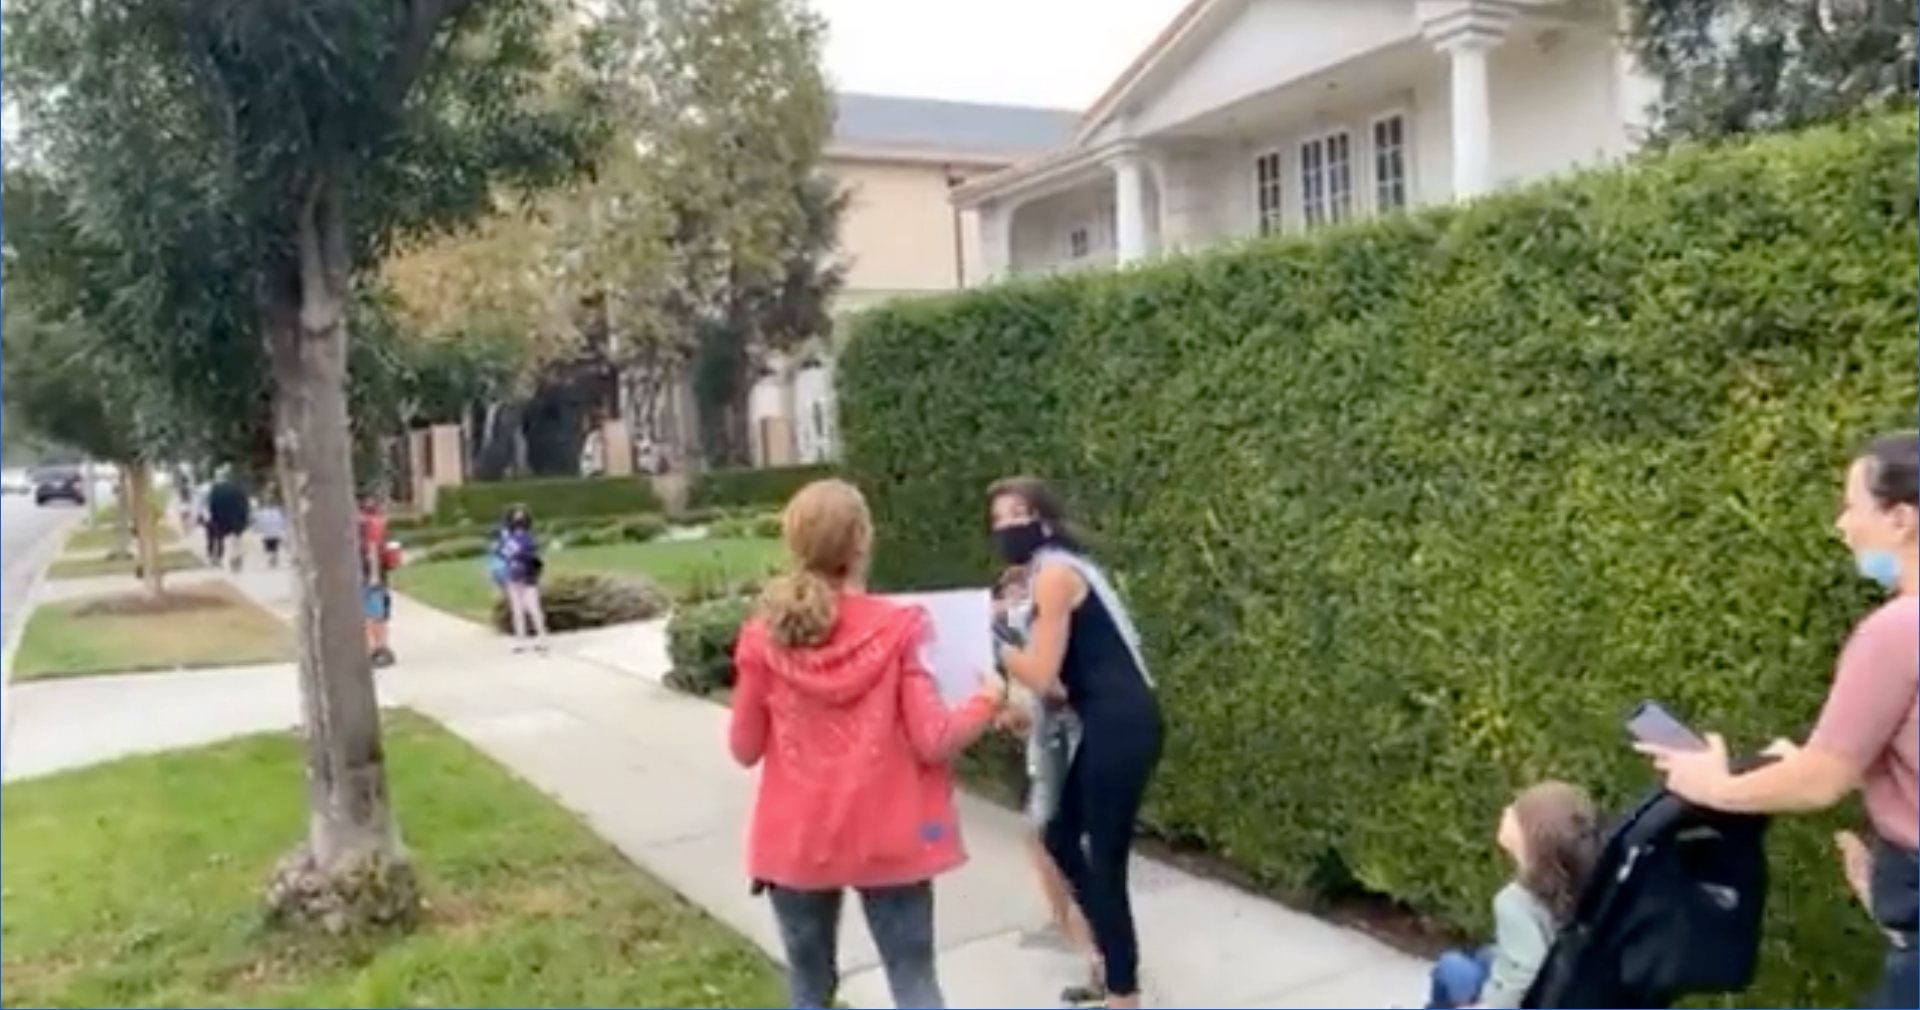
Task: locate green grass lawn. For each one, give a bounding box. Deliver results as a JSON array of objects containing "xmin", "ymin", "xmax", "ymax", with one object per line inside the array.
[
  {"xmin": 393, "ymin": 537, "xmax": 782, "ymax": 623},
  {"xmin": 64, "ymin": 525, "xmax": 180, "ymax": 554},
  {"xmin": 10, "ymin": 582, "xmax": 292, "ymax": 681},
  {"xmin": 45, "ymin": 545, "xmax": 204, "ymax": 581},
  {"xmin": 0, "ymin": 715, "xmax": 788, "ymax": 1007}
]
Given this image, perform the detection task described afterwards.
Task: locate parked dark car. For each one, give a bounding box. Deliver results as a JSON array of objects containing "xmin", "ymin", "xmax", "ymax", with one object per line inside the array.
[{"xmin": 32, "ymin": 467, "xmax": 86, "ymax": 506}]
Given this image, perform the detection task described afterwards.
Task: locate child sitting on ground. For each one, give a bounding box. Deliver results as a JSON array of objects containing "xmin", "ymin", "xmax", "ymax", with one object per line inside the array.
[
  {"xmin": 1424, "ymin": 780, "xmax": 1601, "ymax": 1009},
  {"xmin": 991, "ymin": 567, "xmax": 1090, "ymax": 955}
]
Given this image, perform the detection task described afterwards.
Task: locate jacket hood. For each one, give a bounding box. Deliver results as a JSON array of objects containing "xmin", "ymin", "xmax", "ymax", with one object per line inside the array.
[{"xmin": 759, "ymin": 594, "xmax": 920, "ymax": 708}]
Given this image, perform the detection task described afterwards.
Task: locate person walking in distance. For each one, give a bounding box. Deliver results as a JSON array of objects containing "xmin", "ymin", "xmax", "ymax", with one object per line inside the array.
[
  {"xmin": 496, "ymin": 505, "xmax": 549, "ymax": 653},
  {"xmin": 359, "ymin": 495, "xmax": 398, "ymax": 668},
  {"xmin": 989, "ymin": 477, "xmax": 1164, "ymax": 1009},
  {"xmin": 730, "ymin": 479, "xmax": 1006, "ymax": 1009},
  {"xmin": 253, "ymin": 493, "xmax": 287, "ymax": 569},
  {"xmin": 206, "ymin": 471, "xmax": 250, "ymax": 570}
]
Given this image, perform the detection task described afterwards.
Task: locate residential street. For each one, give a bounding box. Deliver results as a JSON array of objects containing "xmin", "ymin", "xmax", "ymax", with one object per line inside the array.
[{"xmin": 1, "ymin": 496, "xmax": 78, "ymax": 646}]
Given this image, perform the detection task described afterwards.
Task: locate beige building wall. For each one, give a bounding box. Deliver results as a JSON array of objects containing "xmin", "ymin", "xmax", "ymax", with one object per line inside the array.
[{"xmin": 829, "ymin": 156, "xmax": 1000, "ymax": 301}]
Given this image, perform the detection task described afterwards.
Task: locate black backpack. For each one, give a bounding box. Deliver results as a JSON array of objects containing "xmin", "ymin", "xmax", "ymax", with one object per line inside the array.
[{"xmin": 1523, "ymin": 784, "xmax": 1770, "ymax": 1008}]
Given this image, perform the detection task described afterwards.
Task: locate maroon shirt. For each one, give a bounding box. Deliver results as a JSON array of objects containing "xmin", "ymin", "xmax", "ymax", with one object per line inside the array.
[{"xmin": 1809, "ymin": 596, "xmax": 1919, "ymax": 849}]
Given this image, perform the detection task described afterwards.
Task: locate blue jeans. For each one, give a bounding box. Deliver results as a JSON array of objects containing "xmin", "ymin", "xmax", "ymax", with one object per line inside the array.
[
  {"xmin": 1868, "ymin": 944, "xmax": 1917, "ymax": 1009},
  {"xmin": 767, "ymin": 882, "xmax": 943, "ymax": 1009},
  {"xmin": 1427, "ymin": 947, "xmax": 1492, "ymax": 1008}
]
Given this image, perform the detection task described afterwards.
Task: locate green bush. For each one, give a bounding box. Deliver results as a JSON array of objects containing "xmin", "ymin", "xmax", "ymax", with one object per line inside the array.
[
  {"xmin": 558, "ymin": 514, "xmax": 668, "ymax": 548},
  {"xmin": 609, "ymin": 514, "xmax": 670, "ymax": 543},
  {"xmin": 836, "ymin": 114, "xmax": 1920, "ymax": 1007},
  {"xmin": 708, "ymin": 511, "xmax": 782, "ymax": 540},
  {"xmin": 490, "ymin": 571, "xmax": 669, "ymax": 634},
  {"xmin": 415, "ymin": 536, "xmax": 491, "ymax": 562},
  {"xmin": 399, "ymin": 513, "xmax": 667, "ymax": 552},
  {"xmin": 397, "ymin": 522, "xmax": 494, "ymax": 549},
  {"xmin": 664, "ymin": 596, "xmax": 754, "ymax": 696},
  {"xmin": 435, "ymin": 476, "xmax": 661, "ymax": 524},
  {"xmin": 689, "ymin": 464, "xmax": 836, "ymax": 511}
]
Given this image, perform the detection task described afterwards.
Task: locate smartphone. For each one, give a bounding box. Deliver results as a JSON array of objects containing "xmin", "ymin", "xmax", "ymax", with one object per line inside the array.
[{"xmin": 1626, "ymin": 700, "xmax": 1707, "ymax": 751}]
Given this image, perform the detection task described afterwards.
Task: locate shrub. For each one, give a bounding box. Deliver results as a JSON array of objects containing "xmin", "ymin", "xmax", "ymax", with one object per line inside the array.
[
  {"xmin": 436, "ymin": 476, "xmax": 661, "ymax": 524},
  {"xmin": 689, "ymin": 464, "xmax": 836, "ymax": 511},
  {"xmin": 836, "ymin": 114, "xmax": 1920, "ymax": 1007},
  {"xmin": 610, "ymin": 513, "xmax": 669, "ymax": 543},
  {"xmin": 415, "ymin": 536, "xmax": 491, "ymax": 562},
  {"xmin": 490, "ymin": 572, "xmax": 669, "ymax": 634},
  {"xmin": 675, "ymin": 556, "xmax": 775, "ymax": 606},
  {"xmin": 708, "ymin": 511, "xmax": 782, "ymax": 540},
  {"xmin": 664, "ymin": 596, "xmax": 754, "ymax": 696},
  {"xmin": 671, "ymin": 505, "xmax": 730, "ymax": 527},
  {"xmin": 397, "ymin": 522, "xmax": 494, "ymax": 549}
]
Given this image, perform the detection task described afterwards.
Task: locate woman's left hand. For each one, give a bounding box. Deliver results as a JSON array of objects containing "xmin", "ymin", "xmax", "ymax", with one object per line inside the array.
[{"xmin": 1636, "ymin": 732, "xmax": 1733, "ymax": 806}]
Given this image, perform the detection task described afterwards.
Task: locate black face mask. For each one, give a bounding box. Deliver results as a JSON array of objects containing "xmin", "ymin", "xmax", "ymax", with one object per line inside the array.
[{"xmin": 991, "ymin": 520, "xmax": 1049, "ymax": 565}]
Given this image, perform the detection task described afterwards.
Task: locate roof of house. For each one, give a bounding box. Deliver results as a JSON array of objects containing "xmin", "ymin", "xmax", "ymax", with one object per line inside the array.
[{"xmin": 832, "ymin": 92, "xmax": 1080, "ymax": 160}]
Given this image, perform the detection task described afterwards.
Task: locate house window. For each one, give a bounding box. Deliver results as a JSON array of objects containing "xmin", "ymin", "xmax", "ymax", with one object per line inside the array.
[
  {"xmin": 1066, "ymin": 225, "xmax": 1092, "ymax": 259},
  {"xmin": 1372, "ymin": 114, "xmax": 1408, "ymax": 212},
  {"xmin": 1299, "ymin": 131, "xmax": 1353, "ymax": 229},
  {"xmin": 1254, "ymin": 150, "xmax": 1285, "ymax": 235}
]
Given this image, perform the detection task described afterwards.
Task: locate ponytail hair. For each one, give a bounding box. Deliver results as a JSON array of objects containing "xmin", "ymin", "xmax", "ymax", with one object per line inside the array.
[
  {"xmin": 761, "ymin": 570, "xmax": 840, "ymax": 649},
  {"xmin": 757, "ymin": 479, "xmax": 872, "ymax": 650}
]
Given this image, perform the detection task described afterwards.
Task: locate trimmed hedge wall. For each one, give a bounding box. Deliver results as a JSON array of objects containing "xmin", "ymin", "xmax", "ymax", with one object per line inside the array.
[
  {"xmin": 690, "ymin": 463, "xmax": 837, "ymax": 511},
  {"xmin": 836, "ymin": 114, "xmax": 1920, "ymax": 1007},
  {"xmin": 434, "ymin": 476, "xmax": 661, "ymax": 523}
]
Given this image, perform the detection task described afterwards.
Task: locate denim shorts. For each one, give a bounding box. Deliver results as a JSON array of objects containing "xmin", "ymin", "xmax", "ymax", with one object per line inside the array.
[{"xmin": 363, "ymin": 585, "xmax": 391, "ymax": 621}]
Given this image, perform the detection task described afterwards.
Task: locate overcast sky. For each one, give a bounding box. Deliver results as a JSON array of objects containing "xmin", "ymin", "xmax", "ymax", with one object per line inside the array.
[
  {"xmin": 0, "ymin": 0, "xmax": 1187, "ymax": 145},
  {"xmin": 812, "ymin": 0, "xmax": 1188, "ymax": 109}
]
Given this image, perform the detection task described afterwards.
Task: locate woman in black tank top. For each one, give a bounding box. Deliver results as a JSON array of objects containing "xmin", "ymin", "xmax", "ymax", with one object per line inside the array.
[{"xmin": 989, "ymin": 477, "xmax": 1163, "ymax": 1009}]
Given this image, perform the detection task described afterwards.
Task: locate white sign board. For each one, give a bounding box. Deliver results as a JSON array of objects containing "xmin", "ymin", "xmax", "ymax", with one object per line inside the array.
[{"xmin": 885, "ymin": 589, "xmax": 995, "ymax": 704}]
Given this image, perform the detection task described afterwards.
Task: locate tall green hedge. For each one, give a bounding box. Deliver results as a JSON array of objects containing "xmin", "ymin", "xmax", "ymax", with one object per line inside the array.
[{"xmin": 837, "ymin": 114, "xmax": 1920, "ymax": 1007}]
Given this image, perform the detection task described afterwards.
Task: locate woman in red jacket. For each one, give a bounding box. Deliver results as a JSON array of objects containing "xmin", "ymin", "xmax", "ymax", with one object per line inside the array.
[{"xmin": 730, "ymin": 478, "xmax": 1006, "ymax": 1009}]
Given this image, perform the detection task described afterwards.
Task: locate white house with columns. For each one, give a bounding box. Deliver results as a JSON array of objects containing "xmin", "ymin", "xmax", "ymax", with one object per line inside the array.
[{"xmin": 953, "ymin": 0, "xmax": 1662, "ymax": 275}]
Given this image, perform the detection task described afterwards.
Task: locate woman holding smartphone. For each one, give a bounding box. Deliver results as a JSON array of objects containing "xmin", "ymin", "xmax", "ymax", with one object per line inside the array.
[{"xmin": 1639, "ymin": 430, "xmax": 1918, "ymax": 1009}]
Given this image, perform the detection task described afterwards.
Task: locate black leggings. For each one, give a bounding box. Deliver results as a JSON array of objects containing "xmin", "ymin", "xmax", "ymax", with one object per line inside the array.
[{"xmin": 1043, "ymin": 708, "xmax": 1162, "ymax": 996}]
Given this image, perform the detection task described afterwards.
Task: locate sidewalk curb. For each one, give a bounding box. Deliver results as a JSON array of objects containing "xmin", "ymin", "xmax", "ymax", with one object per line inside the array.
[{"xmin": 2, "ymin": 517, "xmax": 84, "ymax": 768}]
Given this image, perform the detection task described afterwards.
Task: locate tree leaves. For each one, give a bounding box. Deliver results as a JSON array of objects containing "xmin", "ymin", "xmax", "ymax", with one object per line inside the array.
[{"xmin": 1624, "ymin": 0, "xmax": 1918, "ymax": 143}]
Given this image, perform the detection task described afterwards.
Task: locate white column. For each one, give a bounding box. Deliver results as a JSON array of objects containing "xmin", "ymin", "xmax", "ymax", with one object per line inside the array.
[
  {"xmin": 1418, "ymin": 0, "xmax": 1513, "ymax": 201},
  {"xmin": 1110, "ymin": 152, "xmax": 1149, "ymax": 263},
  {"xmin": 1444, "ymin": 36, "xmax": 1495, "ymax": 199},
  {"xmin": 975, "ymin": 200, "xmax": 1013, "ymax": 283}
]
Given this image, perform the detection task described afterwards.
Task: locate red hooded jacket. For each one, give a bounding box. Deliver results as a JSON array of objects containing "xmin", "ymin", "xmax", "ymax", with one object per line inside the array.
[{"xmin": 729, "ymin": 592, "xmax": 997, "ymax": 890}]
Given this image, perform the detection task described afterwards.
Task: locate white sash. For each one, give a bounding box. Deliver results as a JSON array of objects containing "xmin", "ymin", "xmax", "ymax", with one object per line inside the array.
[{"xmin": 1032, "ymin": 546, "xmax": 1155, "ymax": 688}]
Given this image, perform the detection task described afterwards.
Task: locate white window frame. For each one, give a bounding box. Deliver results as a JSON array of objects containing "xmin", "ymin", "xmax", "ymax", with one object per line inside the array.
[
  {"xmin": 1252, "ymin": 148, "xmax": 1286, "ymax": 236},
  {"xmin": 1297, "ymin": 128, "xmax": 1354, "ymax": 230},
  {"xmin": 1368, "ymin": 111, "xmax": 1411, "ymax": 214}
]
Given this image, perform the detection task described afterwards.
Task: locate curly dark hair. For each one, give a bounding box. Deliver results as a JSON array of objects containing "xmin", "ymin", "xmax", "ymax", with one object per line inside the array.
[{"xmin": 1513, "ymin": 781, "xmax": 1602, "ymax": 924}]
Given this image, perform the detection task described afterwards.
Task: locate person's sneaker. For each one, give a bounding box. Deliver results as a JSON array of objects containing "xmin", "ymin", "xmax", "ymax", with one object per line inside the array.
[
  {"xmin": 370, "ymin": 647, "xmax": 397, "ymax": 669},
  {"xmin": 1059, "ymin": 982, "xmax": 1106, "ymax": 1008}
]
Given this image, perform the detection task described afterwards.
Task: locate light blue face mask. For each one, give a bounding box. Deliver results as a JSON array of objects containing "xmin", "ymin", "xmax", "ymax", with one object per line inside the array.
[{"xmin": 1854, "ymin": 548, "xmax": 1902, "ymax": 589}]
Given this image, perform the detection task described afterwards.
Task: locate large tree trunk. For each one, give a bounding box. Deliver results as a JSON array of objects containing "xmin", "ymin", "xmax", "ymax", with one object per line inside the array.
[
  {"xmin": 127, "ymin": 462, "xmax": 165, "ymax": 596},
  {"xmin": 262, "ymin": 184, "xmax": 417, "ymax": 934}
]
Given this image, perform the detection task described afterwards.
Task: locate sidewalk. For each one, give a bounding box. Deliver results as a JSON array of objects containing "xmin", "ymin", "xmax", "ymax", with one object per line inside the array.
[{"xmin": 224, "ymin": 567, "xmax": 1431, "ymax": 1007}]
